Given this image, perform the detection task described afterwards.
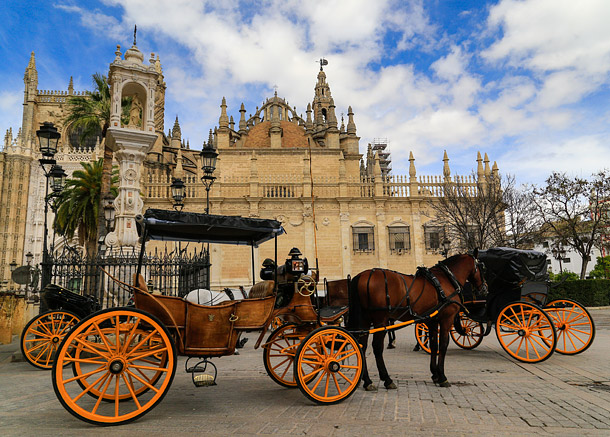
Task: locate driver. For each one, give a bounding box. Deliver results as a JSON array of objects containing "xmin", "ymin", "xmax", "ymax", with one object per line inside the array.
[{"xmin": 260, "ymin": 247, "xmax": 309, "ymax": 307}]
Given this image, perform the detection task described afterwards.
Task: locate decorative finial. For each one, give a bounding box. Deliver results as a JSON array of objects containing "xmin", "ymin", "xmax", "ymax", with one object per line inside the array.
[
  {"xmin": 133, "ymin": 24, "xmax": 137, "ymax": 46},
  {"xmin": 319, "ymin": 58, "xmax": 328, "ymax": 71}
]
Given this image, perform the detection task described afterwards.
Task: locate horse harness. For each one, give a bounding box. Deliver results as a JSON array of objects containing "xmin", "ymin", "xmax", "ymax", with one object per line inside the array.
[{"xmin": 364, "ymin": 262, "xmax": 466, "ymax": 320}]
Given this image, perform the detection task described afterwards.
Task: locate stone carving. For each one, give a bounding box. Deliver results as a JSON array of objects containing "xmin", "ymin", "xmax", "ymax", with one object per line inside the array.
[{"xmin": 127, "ymin": 94, "xmax": 143, "ymax": 128}]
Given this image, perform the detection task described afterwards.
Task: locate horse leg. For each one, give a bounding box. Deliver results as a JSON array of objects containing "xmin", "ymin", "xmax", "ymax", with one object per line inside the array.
[
  {"xmin": 372, "ymin": 331, "xmax": 396, "ymax": 389},
  {"xmin": 436, "ymin": 316, "xmax": 454, "ymax": 388},
  {"xmin": 427, "ymin": 320, "xmax": 441, "ymax": 384},
  {"xmin": 358, "ymin": 332, "xmax": 376, "ymax": 391}
]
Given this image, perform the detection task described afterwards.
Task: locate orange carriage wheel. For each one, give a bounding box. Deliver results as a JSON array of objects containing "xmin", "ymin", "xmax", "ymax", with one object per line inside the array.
[
  {"xmin": 414, "ymin": 323, "xmax": 432, "ymax": 353},
  {"xmin": 495, "ymin": 301, "xmax": 556, "ymax": 363},
  {"xmin": 544, "ymin": 298, "xmax": 595, "ymax": 355},
  {"xmin": 20, "ymin": 311, "xmax": 80, "ymax": 370},
  {"xmin": 52, "ymin": 308, "xmax": 176, "ymax": 426},
  {"xmin": 72, "ymin": 328, "xmax": 169, "ymax": 401},
  {"xmin": 450, "ymin": 313, "xmax": 484, "ymax": 350},
  {"xmin": 294, "ymin": 326, "xmax": 362, "ymax": 405},
  {"xmin": 263, "ymin": 324, "xmax": 305, "ymax": 388}
]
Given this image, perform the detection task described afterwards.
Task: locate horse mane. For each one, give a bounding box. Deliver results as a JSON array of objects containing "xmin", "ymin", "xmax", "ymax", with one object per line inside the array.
[{"xmin": 439, "ymin": 253, "xmax": 466, "ymax": 267}]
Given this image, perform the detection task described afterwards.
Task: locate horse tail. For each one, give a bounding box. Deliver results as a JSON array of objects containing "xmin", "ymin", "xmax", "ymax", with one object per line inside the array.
[{"xmin": 347, "ymin": 272, "xmax": 365, "ymax": 330}]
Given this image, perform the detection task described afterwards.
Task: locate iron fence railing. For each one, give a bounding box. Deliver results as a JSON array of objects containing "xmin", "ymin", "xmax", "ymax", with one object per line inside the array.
[{"xmin": 47, "ymin": 245, "xmax": 210, "ymax": 309}]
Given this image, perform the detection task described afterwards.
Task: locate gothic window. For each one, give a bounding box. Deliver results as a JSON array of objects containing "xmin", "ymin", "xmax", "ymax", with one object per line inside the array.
[
  {"xmin": 352, "ymin": 225, "xmax": 374, "ymax": 253},
  {"xmin": 425, "ymin": 226, "xmax": 444, "ymax": 251},
  {"xmin": 321, "ymin": 108, "xmax": 327, "ymax": 123},
  {"xmin": 389, "ymin": 226, "xmax": 410, "ymax": 253}
]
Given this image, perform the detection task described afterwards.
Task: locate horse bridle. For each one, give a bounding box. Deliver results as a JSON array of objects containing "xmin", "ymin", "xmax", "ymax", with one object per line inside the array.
[{"xmin": 472, "ymin": 256, "xmax": 488, "ymax": 295}]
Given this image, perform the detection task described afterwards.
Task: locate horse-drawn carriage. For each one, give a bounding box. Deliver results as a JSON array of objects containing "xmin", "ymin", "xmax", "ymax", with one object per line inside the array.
[
  {"xmin": 414, "ymin": 247, "xmax": 595, "ymax": 363},
  {"xmin": 20, "ymin": 284, "xmax": 101, "ymax": 369},
  {"xmin": 50, "ymin": 209, "xmax": 361, "ymax": 425}
]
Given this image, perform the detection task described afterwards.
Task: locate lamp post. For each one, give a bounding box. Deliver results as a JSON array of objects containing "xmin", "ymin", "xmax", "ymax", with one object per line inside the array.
[
  {"xmin": 200, "ymin": 141, "xmax": 218, "ymax": 214},
  {"xmin": 551, "ymin": 243, "xmax": 566, "ymax": 274},
  {"xmin": 170, "ymin": 177, "xmax": 186, "ymax": 212},
  {"xmin": 9, "ymin": 260, "xmax": 17, "ymax": 291},
  {"xmin": 25, "ymin": 251, "xmax": 34, "ymax": 299},
  {"xmin": 37, "ymin": 122, "xmax": 66, "ymax": 289},
  {"xmin": 441, "ymin": 238, "xmax": 451, "ymax": 259}
]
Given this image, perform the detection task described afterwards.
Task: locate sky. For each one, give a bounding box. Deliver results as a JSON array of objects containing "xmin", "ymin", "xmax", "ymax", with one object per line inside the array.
[{"xmin": 0, "ymin": 0, "xmax": 609, "ymax": 186}]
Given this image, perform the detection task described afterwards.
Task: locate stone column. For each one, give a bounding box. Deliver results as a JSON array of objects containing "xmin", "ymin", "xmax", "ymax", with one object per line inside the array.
[{"xmin": 104, "ymin": 129, "xmax": 157, "ymax": 248}]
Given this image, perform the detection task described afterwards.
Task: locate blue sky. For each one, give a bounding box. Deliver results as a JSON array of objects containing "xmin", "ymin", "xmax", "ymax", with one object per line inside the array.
[{"xmin": 1, "ymin": 0, "xmax": 609, "ymax": 186}]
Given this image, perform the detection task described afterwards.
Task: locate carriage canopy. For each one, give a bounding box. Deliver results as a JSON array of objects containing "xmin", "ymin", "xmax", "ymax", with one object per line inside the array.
[
  {"xmin": 478, "ymin": 247, "xmax": 548, "ymax": 286},
  {"xmin": 136, "ymin": 208, "xmax": 285, "ymax": 246}
]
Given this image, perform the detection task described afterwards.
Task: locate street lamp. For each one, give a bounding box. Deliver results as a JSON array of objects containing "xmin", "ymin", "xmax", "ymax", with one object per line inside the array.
[
  {"xmin": 441, "ymin": 238, "xmax": 451, "ymax": 259},
  {"xmin": 170, "ymin": 177, "xmax": 186, "ymax": 211},
  {"xmin": 37, "ymin": 122, "xmax": 65, "ymax": 289},
  {"xmin": 200, "ymin": 140, "xmax": 218, "ymax": 214},
  {"xmin": 9, "ymin": 260, "xmax": 17, "ymax": 292},
  {"xmin": 102, "ymin": 193, "xmax": 116, "ymax": 232},
  {"xmin": 551, "ymin": 243, "xmax": 566, "ymax": 274}
]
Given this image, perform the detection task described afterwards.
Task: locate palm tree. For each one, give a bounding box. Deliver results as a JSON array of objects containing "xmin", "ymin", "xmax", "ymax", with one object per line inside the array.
[
  {"xmin": 64, "ymin": 73, "xmax": 129, "ymax": 246},
  {"xmin": 53, "ymin": 159, "xmax": 118, "ymax": 257}
]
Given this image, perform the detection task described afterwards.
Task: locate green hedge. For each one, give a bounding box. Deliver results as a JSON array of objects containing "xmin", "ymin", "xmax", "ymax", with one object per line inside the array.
[{"xmin": 548, "ymin": 279, "xmax": 610, "ymax": 307}]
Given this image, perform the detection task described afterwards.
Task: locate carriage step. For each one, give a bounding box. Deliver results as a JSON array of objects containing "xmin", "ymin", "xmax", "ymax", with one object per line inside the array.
[{"xmin": 193, "ymin": 374, "xmax": 217, "ymax": 387}]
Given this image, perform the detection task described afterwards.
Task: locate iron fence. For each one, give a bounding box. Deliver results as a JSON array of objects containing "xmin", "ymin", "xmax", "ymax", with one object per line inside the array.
[{"xmin": 47, "ymin": 245, "xmax": 210, "ymax": 309}]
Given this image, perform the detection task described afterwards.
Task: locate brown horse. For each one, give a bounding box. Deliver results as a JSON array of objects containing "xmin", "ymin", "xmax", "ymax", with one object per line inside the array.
[{"xmin": 349, "ymin": 252, "xmax": 487, "ymax": 390}]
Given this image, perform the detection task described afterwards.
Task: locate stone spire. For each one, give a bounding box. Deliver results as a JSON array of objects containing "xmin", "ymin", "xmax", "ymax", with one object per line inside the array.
[
  {"xmin": 443, "ymin": 150, "xmax": 451, "ymax": 182},
  {"xmin": 219, "ymin": 97, "xmax": 229, "ymax": 128},
  {"xmin": 172, "ymin": 116, "xmax": 181, "ymax": 139},
  {"xmin": 492, "ymin": 161, "xmax": 499, "ymax": 179},
  {"xmin": 305, "ymin": 103, "xmax": 313, "ymax": 131},
  {"xmin": 24, "ymin": 51, "xmax": 38, "ymax": 100},
  {"xmin": 68, "ymin": 76, "xmax": 74, "ymax": 95},
  {"xmin": 476, "ymin": 151, "xmax": 484, "ymax": 180},
  {"xmin": 484, "ymin": 153, "xmax": 490, "ymax": 177},
  {"xmin": 312, "ymin": 63, "xmax": 333, "ymax": 127},
  {"xmin": 239, "ymin": 103, "xmax": 247, "ymax": 133},
  {"xmin": 346, "ymin": 106, "xmax": 357, "ymax": 135},
  {"xmin": 409, "ymin": 151, "xmax": 416, "ymax": 182},
  {"xmin": 174, "ymin": 146, "xmax": 184, "ymax": 179}
]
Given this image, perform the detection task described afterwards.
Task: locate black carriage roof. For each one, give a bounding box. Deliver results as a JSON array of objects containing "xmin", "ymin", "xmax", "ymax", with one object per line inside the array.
[
  {"xmin": 478, "ymin": 247, "xmax": 548, "ymax": 284},
  {"xmin": 137, "ymin": 208, "xmax": 285, "ymax": 246}
]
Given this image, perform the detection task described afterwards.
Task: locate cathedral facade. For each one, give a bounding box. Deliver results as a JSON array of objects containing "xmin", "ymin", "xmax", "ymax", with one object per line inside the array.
[{"xmin": 0, "ymin": 48, "xmax": 498, "ymax": 290}]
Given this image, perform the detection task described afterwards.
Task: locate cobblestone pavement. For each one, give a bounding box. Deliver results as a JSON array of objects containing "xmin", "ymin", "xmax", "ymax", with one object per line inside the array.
[{"xmin": 1, "ymin": 308, "xmax": 609, "ymax": 436}]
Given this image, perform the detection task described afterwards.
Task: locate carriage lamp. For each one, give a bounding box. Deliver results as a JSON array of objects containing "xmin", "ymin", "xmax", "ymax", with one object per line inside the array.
[
  {"xmin": 26, "ymin": 251, "xmax": 34, "ymax": 266},
  {"xmin": 200, "ymin": 140, "xmax": 218, "ymax": 214},
  {"xmin": 103, "ymin": 193, "xmax": 116, "ymax": 232},
  {"xmin": 49, "ymin": 165, "xmax": 67, "ymax": 193},
  {"xmin": 287, "ymin": 247, "xmax": 305, "ymax": 274},
  {"xmin": 170, "ymin": 177, "xmax": 186, "ymax": 211},
  {"xmin": 9, "ymin": 260, "xmax": 17, "ymax": 272},
  {"xmin": 37, "ymin": 121, "xmax": 61, "ymax": 159}
]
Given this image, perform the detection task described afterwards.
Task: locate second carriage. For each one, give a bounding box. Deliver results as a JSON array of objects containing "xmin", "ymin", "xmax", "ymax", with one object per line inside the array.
[{"xmin": 415, "ymin": 247, "xmax": 595, "ymax": 363}]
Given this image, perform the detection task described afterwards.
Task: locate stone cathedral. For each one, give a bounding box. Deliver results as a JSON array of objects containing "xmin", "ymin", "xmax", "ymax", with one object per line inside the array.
[{"xmin": 0, "ymin": 44, "xmax": 499, "ymax": 290}]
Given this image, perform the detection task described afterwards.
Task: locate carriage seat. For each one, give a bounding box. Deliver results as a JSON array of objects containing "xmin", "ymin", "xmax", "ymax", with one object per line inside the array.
[{"xmin": 248, "ymin": 280, "xmax": 275, "ymax": 299}]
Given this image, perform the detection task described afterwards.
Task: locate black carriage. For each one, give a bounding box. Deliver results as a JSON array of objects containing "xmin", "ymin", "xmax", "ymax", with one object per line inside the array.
[
  {"xmin": 20, "ymin": 284, "xmax": 101, "ymax": 369},
  {"xmin": 415, "ymin": 247, "xmax": 595, "ymax": 362}
]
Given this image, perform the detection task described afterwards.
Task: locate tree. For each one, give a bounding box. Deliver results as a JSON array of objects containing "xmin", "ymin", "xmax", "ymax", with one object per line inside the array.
[
  {"xmin": 589, "ymin": 256, "xmax": 610, "ymax": 279},
  {"xmin": 503, "ymin": 178, "xmax": 543, "ymax": 248},
  {"xmin": 53, "ymin": 159, "xmax": 118, "ymax": 256},
  {"xmin": 64, "ymin": 74, "xmax": 128, "ymax": 248},
  {"xmin": 531, "ymin": 170, "xmax": 610, "ymax": 279},
  {"xmin": 429, "ymin": 173, "xmax": 507, "ymax": 252}
]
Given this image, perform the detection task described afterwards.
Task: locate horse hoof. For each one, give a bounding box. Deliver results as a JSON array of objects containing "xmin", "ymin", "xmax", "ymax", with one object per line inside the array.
[
  {"xmin": 364, "ymin": 384, "xmax": 378, "ymax": 392},
  {"xmin": 385, "ymin": 382, "xmax": 397, "ymax": 390},
  {"xmin": 439, "ymin": 380, "xmax": 451, "ymax": 388}
]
